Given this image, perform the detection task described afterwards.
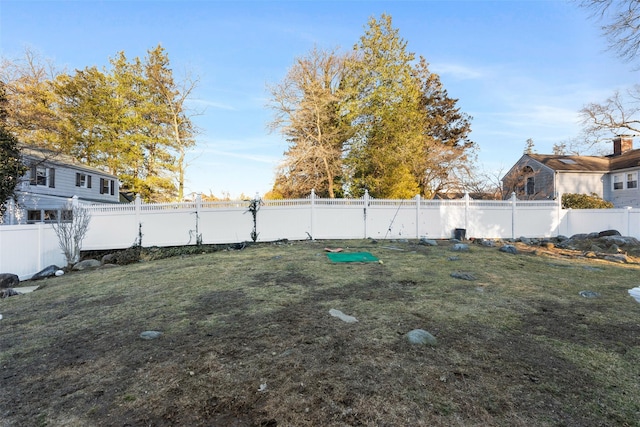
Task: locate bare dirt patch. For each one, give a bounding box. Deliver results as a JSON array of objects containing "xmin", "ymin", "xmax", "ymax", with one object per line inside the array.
[{"xmin": 1, "ymin": 239, "xmax": 640, "ymax": 426}]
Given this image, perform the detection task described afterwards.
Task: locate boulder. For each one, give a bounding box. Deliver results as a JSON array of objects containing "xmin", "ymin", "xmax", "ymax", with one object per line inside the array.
[
  {"xmin": 499, "ymin": 245, "xmax": 518, "ymax": 254},
  {"xmin": 72, "ymin": 259, "xmax": 102, "ymax": 271},
  {"xmin": 101, "ymin": 253, "xmax": 117, "ymax": 264},
  {"xmin": 451, "ymin": 243, "xmax": 469, "ymax": 252},
  {"xmin": 30, "ymin": 265, "xmax": 61, "ymax": 281},
  {"xmin": 604, "ymin": 254, "xmax": 629, "ymax": 263},
  {"xmin": 519, "ymin": 237, "xmax": 532, "ymax": 245},
  {"xmin": 419, "ymin": 238, "xmax": 438, "ymax": 246},
  {"xmin": 598, "ymin": 229, "xmax": 621, "ymax": 238},
  {"xmin": 0, "ymin": 273, "xmax": 19, "ymax": 289}
]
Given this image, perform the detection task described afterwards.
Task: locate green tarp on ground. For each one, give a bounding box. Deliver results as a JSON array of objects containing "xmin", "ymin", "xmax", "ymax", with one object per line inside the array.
[{"xmin": 326, "ymin": 252, "xmax": 379, "ymax": 263}]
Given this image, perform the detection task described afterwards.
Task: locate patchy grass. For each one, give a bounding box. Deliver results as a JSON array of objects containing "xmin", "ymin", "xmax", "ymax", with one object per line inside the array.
[{"xmin": 1, "ymin": 239, "xmax": 640, "ymax": 426}]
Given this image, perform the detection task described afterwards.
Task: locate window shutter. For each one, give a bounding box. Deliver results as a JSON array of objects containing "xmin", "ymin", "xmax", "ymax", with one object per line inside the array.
[
  {"xmin": 48, "ymin": 168, "xmax": 55, "ymax": 188},
  {"xmin": 87, "ymin": 175, "xmax": 92, "ymax": 188},
  {"xmin": 99, "ymin": 178, "xmax": 105, "ymax": 194},
  {"xmin": 110, "ymin": 179, "xmax": 115, "ymax": 195},
  {"xmin": 76, "ymin": 173, "xmax": 81, "ymax": 187},
  {"xmin": 30, "ymin": 165, "xmax": 37, "ymax": 185}
]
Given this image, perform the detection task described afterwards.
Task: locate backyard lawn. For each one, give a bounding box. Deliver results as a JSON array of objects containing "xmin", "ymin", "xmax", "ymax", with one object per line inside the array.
[{"xmin": 1, "ymin": 239, "xmax": 639, "ymax": 426}]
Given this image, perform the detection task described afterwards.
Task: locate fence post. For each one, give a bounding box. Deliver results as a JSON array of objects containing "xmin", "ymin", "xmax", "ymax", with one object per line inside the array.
[
  {"xmin": 464, "ymin": 192, "xmax": 470, "ymax": 236},
  {"xmin": 627, "ymin": 206, "xmax": 632, "ymax": 236},
  {"xmin": 511, "ymin": 192, "xmax": 517, "ymax": 239},
  {"xmin": 310, "ymin": 189, "xmax": 315, "ymax": 240},
  {"xmin": 363, "ymin": 190, "xmax": 369, "ymax": 239},
  {"xmin": 557, "ymin": 192, "xmax": 563, "ymax": 237},
  {"xmin": 135, "ymin": 194, "xmax": 142, "ymax": 244},
  {"xmin": 415, "ymin": 194, "xmax": 421, "ymax": 238}
]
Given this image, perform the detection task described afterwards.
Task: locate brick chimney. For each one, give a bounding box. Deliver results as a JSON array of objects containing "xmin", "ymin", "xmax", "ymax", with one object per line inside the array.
[{"xmin": 613, "ymin": 135, "xmax": 634, "ymax": 155}]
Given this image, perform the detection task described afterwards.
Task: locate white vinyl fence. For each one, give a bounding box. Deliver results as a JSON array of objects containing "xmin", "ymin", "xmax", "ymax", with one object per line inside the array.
[{"xmin": 2, "ymin": 191, "xmax": 640, "ymax": 280}]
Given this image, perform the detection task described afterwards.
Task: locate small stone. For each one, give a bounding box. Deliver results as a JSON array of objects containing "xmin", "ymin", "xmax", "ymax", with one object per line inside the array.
[
  {"xmin": 450, "ymin": 272, "xmax": 477, "ymax": 281},
  {"xmin": 579, "ymin": 290, "xmax": 600, "ymax": 298},
  {"xmin": 419, "ymin": 238, "xmax": 438, "ymax": 246},
  {"xmin": 447, "ymin": 256, "xmax": 460, "ymax": 261},
  {"xmin": 406, "ymin": 329, "xmax": 437, "ymax": 346},
  {"xmin": 140, "ymin": 331, "xmax": 162, "ymax": 340},
  {"xmin": 55, "ymin": 270, "xmax": 65, "ymax": 277},
  {"xmin": 0, "ymin": 288, "xmax": 22, "ymax": 298},
  {"xmin": 451, "ymin": 243, "xmax": 469, "ymax": 252},
  {"xmin": 329, "ymin": 309, "xmax": 358, "ymax": 323}
]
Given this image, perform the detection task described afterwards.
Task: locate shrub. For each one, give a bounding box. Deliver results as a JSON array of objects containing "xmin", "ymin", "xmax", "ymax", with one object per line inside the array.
[{"xmin": 562, "ymin": 193, "xmax": 614, "ymax": 209}]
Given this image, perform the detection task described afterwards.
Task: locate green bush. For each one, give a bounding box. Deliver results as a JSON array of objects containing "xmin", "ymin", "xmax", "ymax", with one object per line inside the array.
[{"xmin": 562, "ymin": 193, "xmax": 614, "ymax": 209}]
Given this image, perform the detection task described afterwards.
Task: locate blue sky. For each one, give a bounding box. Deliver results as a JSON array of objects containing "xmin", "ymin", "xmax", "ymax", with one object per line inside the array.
[{"xmin": 1, "ymin": 0, "xmax": 637, "ymax": 198}]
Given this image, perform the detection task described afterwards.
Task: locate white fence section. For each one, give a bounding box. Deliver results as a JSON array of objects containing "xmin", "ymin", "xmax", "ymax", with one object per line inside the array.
[{"xmin": 2, "ymin": 191, "xmax": 640, "ymax": 280}]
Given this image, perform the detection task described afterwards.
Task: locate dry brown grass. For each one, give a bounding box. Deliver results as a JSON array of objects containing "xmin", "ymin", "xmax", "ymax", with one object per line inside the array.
[{"xmin": 1, "ymin": 239, "xmax": 640, "ymax": 426}]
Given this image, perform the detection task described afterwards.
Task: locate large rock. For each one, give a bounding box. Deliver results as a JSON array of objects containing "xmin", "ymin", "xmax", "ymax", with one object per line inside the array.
[
  {"xmin": 598, "ymin": 229, "xmax": 621, "ymax": 237},
  {"xmin": 499, "ymin": 245, "xmax": 518, "ymax": 254},
  {"xmin": 72, "ymin": 259, "xmax": 102, "ymax": 271},
  {"xmin": 0, "ymin": 273, "xmax": 19, "ymax": 289},
  {"xmin": 30, "ymin": 265, "xmax": 61, "ymax": 281}
]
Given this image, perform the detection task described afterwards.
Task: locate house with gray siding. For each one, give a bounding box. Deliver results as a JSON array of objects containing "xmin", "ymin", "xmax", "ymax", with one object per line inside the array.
[
  {"xmin": 502, "ymin": 136, "xmax": 640, "ymax": 207},
  {"xmin": 3, "ymin": 146, "xmax": 120, "ymax": 224}
]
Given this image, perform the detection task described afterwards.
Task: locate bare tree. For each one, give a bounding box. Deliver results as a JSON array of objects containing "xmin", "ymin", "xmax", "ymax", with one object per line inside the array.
[
  {"xmin": 0, "ymin": 47, "xmax": 60, "ymax": 146},
  {"xmin": 268, "ymin": 46, "xmax": 352, "ymax": 198},
  {"xmin": 51, "ymin": 202, "xmax": 91, "ymax": 267},
  {"xmin": 579, "ymin": 85, "xmax": 640, "ymax": 151},
  {"xmin": 579, "ymin": 0, "xmax": 640, "ymax": 65}
]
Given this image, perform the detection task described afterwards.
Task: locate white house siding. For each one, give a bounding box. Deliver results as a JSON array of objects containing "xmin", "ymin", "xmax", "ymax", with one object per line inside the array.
[{"xmin": 556, "ymin": 172, "xmax": 606, "ymax": 199}]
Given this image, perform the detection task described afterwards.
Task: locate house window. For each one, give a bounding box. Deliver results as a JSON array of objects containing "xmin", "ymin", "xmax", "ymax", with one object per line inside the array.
[
  {"xmin": 75, "ymin": 173, "xmax": 92, "ymax": 188},
  {"xmin": 30, "ymin": 165, "xmax": 56, "ymax": 188},
  {"xmin": 100, "ymin": 178, "xmax": 115, "ymax": 195},
  {"xmin": 526, "ymin": 177, "xmax": 535, "ymax": 195},
  {"xmin": 613, "ymin": 174, "xmax": 623, "ymax": 190},
  {"xmin": 26, "ymin": 209, "xmax": 72, "ymax": 223},
  {"xmin": 627, "ymin": 172, "xmax": 638, "ymax": 189}
]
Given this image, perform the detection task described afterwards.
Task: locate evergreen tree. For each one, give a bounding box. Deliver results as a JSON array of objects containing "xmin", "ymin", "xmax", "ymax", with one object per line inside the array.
[
  {"xmin": 0, "ymin": 82, "xmax": 27, "ymax": 218},
  {"xmin": 343, "ymin": 14, "xmax": 424, "ymax": 198}
]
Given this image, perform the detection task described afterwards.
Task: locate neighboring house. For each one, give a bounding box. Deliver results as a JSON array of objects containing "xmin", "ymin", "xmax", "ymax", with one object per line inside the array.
[
  {"xmin": 3, "ymin": 146, "xmax": 120, "ymax": 224},
  {"xmin": 502, "ymin": 136, "xmax": 640, "ymax": 207}
]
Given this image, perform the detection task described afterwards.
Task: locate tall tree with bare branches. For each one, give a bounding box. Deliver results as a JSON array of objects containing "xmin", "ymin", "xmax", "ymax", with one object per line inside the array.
[
  {"xmin": 579, "ymin": 0, "xmax": 640, "ymax": 65},
  {"xmin": 268, "ymin": 47, "xmax": 352, "ymax": 198}
]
